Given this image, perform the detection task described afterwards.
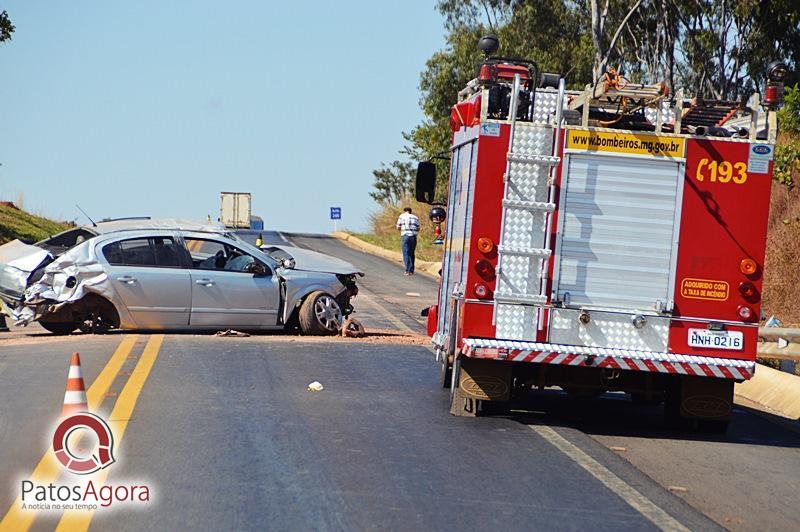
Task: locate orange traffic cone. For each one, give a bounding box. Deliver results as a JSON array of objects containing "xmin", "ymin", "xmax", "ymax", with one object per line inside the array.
[{"xmin": 62, "ymin": 352, "xmax": 88, "ymax": 417}]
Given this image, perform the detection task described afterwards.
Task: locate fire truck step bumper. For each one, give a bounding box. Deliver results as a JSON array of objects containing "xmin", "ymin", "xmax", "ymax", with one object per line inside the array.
[{"xmin": 461, "ymin": 338, "xmax": 755, "ymax": 381}]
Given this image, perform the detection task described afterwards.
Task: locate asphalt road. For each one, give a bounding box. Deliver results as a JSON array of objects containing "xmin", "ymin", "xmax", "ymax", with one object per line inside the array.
[{"xmin": 0, "ymin": 233, "xmax": 798, "ymax": 531}]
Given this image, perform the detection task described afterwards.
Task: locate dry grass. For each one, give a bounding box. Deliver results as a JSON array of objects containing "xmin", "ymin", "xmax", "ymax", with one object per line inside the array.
[{"xmin": 762, "ymin": 182, "xmax": 800, "ymax": 325}]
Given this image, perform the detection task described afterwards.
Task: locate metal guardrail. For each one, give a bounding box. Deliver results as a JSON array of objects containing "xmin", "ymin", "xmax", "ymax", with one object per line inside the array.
[{"xmin": 758, "ymin": 327, "xmax": 800, "ymax": 362}]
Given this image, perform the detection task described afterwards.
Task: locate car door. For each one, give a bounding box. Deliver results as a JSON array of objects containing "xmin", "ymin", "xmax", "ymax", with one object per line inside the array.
[
  {"xmin": 183, "ymin": 237, "xmax": 280, "ymax": 328},
  {"xmin": 100, "ymin": 235, "xmax": 192, "ymax": 328}
]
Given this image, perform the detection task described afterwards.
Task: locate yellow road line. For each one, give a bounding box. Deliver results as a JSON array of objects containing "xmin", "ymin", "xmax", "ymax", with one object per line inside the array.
[
  {"xmin": 55, "ymin": 334, "xmax": 164, "ymax": 532},
  {"xmin": 0, "ymin": 335, "xmax": 139, "ymax": 532},
  {"xmin": 528, "ymin": 425, "xmax": 689, "ymax": 531},
  {"xmin": 86, "ymin": 335, "xmax": 139, "ymax": 409}
]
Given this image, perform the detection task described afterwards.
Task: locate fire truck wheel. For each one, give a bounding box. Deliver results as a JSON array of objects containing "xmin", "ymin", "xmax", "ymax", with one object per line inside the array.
[
  {"xmin": 439, "ymin": 355, "xmax": 453, "ymax": 389},
  {"xmin": 299, "ymin": 291, "xmax": 343, "ymax": 335}
]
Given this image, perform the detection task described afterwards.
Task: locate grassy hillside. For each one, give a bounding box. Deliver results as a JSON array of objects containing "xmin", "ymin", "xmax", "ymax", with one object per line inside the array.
[{"xmin": 0, "ymin": 203, "xmax": 70, "ymax": 245}]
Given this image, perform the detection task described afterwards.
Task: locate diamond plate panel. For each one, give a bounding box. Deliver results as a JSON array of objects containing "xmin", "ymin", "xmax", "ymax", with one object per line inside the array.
[
  {"xmin": 643, "ymin": 101, "xmax": 676, "ymax": 126},
  {"xmin": 495, "ymin": 304, "xmax": 538, "ymax": 341},
  {"xmin": 497, "ymin": 254, "xmax": 544, "ymax": 296},
  {"xmin": 548, "ymin": 309, "xmax": 669, "ymax": 352},
  {"xmin": 495, "ymin": 123, "xmax": 555, "ymax": 335},
  {"xmin": 507, "ymin": 162, "xmax": 550, "ymax": 202},
  {"xmin": 532, "ymin": 88, "xmax": 560, "ymax": 123},
  {"xmin": 511, "ymin": 123, "xmax": 553, "ymax": 155},
  {"xmin": 500, "ymin": 208, "xmax": 546, "ymax": 248}
]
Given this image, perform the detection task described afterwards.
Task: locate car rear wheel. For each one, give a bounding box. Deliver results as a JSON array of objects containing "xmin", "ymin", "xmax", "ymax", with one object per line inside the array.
[
  {"xmin": 39, "ymin": 320, "xmax": 77, "ymax": 335},
  {"xmin": 299, "ymin": 291, "xmax": 343, "ymax": 335}
]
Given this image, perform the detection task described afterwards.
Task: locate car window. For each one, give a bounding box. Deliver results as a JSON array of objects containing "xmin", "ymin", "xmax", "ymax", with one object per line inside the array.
[
  {"xmin": 152, "ymin": 237, "xmax": 181, "ymax": 267},
  {"xmin": 185, "ymin": 238, "xmax": 228, "ymax": 270},
  {"xmin": 184, "ymin": 238, "xmax": 266, "ymax": 274},
  {"xmin": 102, "ymin": 237, "xmax": 181, "ymax": 268}
]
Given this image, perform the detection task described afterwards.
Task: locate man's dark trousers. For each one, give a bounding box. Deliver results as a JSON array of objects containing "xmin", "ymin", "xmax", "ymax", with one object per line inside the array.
[{"xmin": 401, "ymin": 234, "xmax": 417, "ymax": 273}]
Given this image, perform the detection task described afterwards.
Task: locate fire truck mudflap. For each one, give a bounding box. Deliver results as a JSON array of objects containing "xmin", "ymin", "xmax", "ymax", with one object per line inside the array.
[{"xmin": 417, "ymin": 36, "xmax": 779, "ymax": 432}]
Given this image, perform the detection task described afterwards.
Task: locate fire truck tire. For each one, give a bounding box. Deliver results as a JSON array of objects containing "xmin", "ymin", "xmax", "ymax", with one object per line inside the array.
[{"xmin": 439, "ymin": 355, "xmax": 453, "ymax": 389}]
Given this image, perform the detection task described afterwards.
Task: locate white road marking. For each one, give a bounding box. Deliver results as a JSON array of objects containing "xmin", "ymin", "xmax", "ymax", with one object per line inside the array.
[
  {"xmin": 405, "ymin": 292, "xmax": 421, "ymax": 297},
  {"xmin": 529, "ymin": 425, "xmax": 689, "ymax": 532},
  {"xmin": 277, "ymin": 231, "xmax": 290, "ymax": 243}
]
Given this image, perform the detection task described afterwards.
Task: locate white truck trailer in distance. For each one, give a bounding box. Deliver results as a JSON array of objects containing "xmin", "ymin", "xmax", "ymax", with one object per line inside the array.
[{"xmin": 220, "ymin": 192, "xmax": 252, "ymax": 229}]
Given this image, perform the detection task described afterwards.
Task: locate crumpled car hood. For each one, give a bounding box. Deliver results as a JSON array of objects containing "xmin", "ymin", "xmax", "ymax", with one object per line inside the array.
[
  {"xmin": 0, "ymin": 240, "xmax": 53, "ymax": 300},
  {"xmin": 266, "ymin": 245, "xmax": 362, "ymax": 276}
]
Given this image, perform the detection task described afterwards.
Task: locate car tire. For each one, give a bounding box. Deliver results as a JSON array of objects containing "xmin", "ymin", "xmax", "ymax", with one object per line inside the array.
[
  {"xmin": 298, "ymin": 291, "xmax": 343, "ymax": 335},
  {"xmin": 39, "ymin": 321, "xmax": 77, "ymax": 335}
]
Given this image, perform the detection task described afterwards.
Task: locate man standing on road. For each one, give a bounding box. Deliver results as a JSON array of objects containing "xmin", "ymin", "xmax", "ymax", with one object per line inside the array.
[{"xmin": 396, "ymin": 207, "xmax": 420, "ymax": 276}]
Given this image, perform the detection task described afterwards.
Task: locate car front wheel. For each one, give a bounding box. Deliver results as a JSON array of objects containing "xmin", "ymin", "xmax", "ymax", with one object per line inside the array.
[{"xmin": 299, "ymin": 291, "xmax": 343, "ymax": 335}]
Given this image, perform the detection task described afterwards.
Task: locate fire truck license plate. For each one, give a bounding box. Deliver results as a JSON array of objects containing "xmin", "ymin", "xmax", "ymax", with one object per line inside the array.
[{"xmin": 688, "ymin": 329, "xmax": 744, "ymax": 350}]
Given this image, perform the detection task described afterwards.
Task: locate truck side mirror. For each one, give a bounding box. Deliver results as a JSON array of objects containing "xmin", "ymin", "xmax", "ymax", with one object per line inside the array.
[{"xmin": 415, "ymin": 162, "xmax": 436, "ymax": 204}]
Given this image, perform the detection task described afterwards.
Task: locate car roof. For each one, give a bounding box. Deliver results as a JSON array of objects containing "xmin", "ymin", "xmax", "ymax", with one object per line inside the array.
[{"xmin": 89, "ymin": 218, "xmax": 227, "ymax": 235}]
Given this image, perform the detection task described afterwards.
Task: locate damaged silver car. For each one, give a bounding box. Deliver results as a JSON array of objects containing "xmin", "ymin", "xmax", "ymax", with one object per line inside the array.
[{"xmin": 0, "ymin": 219, "xmax": 362, "ymax": 335}]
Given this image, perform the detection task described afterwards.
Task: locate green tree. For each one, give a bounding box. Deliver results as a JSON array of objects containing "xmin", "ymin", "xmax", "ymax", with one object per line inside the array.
[
  {"xmin": 372, "ymin": 0, "xmax": 800, "ymax": 202},
  {"xmin": 379, "ymin": 0, "xmax": 594, "ymax": 203},
  {"xmin": 775, "ymin": 84, "xmax": 800, "ymax": 188},
  {"xmin": 0, "ymin": 10, "xmax": 14, "ymax": 43},
  {"xmin": 369, "ymin": 161, "xmax": 414, "ymax": 205}
]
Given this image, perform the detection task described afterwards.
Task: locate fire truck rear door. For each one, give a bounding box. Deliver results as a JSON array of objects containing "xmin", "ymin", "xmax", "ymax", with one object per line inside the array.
[{"xmin": 553, "ymin": 154, "xmax": 683, "ymax": 311}]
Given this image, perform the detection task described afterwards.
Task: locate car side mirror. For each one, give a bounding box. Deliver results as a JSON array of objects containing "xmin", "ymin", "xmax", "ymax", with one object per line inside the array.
[
  {"xmin": 415, "ymin": 162, "xmax": 436, "ymax": 204},
  {"xmin": 245, "ymin": 262, "xmax": 268, "ymax": 276}
]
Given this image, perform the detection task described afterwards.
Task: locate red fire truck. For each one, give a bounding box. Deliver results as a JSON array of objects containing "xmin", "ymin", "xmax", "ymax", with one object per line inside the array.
[{"xmin": 417, "ymin": 36, "xmax": 786, "ymax": 431}]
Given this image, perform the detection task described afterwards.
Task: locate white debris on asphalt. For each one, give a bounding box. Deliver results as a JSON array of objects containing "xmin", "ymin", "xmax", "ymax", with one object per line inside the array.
[
  {"xmin": 307, "ymin": 381, "xmax": 324, "ymax": 392},
  {"xmin": 405, "ymin": 292, "xmax": 421, "ymax": 297}
]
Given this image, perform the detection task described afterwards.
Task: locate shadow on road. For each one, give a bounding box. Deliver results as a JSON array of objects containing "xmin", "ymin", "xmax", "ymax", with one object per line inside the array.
[{"xmin": 500, "ymin": 389, "xmax": 800, "ymax": 449}]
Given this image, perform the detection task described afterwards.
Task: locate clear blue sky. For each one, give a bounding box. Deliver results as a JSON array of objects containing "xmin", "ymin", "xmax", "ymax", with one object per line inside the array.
[{"xmin": 0, "ymin": 1, "xmax": 445, "ymax": 233}]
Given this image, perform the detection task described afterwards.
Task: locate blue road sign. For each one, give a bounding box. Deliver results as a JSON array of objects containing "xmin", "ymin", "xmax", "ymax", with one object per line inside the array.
[{"xmin": 330, "ymin": 207, "xmax": 341, "ymax": 220}]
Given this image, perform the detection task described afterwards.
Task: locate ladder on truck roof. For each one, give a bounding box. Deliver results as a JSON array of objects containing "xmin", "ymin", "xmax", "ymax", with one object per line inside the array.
[{"xmin": 493, "ymin": 75, "xmax": 566, "ymax": 336}]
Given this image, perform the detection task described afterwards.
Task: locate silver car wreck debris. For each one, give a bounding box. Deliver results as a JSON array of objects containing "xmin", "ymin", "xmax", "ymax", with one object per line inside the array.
[{"xmin": 0, "ymin": 219, "xmax": 362, "ymax": 335}]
